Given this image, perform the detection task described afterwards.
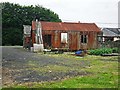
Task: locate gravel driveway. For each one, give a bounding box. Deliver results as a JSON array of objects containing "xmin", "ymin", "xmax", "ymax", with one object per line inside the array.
[{"xmin": 2, "ymin": 46, "xmax": 90, "ymax": 87}]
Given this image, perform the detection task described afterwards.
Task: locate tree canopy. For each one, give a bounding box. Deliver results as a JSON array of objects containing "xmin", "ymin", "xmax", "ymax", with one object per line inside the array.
[{"xmin": 2, "ymin": 2, "xmax": 61, "ymax": 45}]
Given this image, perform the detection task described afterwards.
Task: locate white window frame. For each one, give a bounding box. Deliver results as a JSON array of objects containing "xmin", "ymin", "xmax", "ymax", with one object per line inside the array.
[{"xmin": 61, "ymin": 33, "xmax": 68, "ymax": 43}]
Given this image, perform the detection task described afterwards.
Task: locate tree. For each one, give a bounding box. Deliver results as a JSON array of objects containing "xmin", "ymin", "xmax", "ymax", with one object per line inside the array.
[{"xmin": 2, "ymin": 2, "xmax": 62, "ymax": 45}]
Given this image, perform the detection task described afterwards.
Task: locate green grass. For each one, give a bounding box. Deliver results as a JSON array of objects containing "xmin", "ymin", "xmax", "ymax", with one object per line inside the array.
[
  {"xmin": 4, "ymin": 54, "xmax": 119, "ymax": 88},
  {"xmin": 31, "ymin": 73, "xmax": 117, "ymax": 88}
]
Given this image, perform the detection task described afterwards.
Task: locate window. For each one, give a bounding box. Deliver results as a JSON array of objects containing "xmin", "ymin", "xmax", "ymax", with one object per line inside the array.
[
  {"xmin": 61, "ymin": 33, "xmax": 68, "ymax": 43},
  {"xmin": 43, "ymin": 35, "xmax": 52, "ymax": 48},
  {"xmin": 81, "ymin": 35, "xmax": 88, "ymax": 43}
]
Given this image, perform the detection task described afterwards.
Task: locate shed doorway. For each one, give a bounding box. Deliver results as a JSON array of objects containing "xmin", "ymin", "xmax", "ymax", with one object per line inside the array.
[{"xmin": 43, "ymin": 35, "xmax": 52, "ymax": 49}]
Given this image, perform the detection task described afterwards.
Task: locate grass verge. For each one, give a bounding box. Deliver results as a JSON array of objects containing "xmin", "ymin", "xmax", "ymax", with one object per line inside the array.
[{"xmin": 3, "ymin": 54, "xmax": 119, "ymax": 88}]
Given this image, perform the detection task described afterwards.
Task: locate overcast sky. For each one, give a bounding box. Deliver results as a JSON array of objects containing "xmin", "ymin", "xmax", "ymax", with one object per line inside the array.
[{"xmin": 1, "ymin": 0, "xmax": 119, "ymax": 28}]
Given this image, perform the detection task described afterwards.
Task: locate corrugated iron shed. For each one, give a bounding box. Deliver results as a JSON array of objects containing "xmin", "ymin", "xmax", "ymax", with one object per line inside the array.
[{"xmin": 31, "ymin": 21, "xmax": 101, "ymax": 50}]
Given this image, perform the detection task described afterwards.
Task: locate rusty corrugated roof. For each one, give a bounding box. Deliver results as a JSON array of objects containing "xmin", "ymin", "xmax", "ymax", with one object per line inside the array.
[{"xmin": 40, "ymin": 21, "xmax": 101, "ymax": 32}]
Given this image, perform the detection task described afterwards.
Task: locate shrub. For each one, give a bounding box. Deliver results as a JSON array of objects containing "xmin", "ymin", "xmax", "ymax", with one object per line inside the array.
[
  {"xmin": 112, "ymin": 48, "xmax": 119, "ymax": 53},
  {"xmin": 89, "ymin": 48, "xmax": 116, "ymax": 55}
]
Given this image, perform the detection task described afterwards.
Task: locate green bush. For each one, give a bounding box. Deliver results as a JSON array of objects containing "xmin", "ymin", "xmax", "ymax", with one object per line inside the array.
[
  {"xmin": 89, "ymin": 48, "xmax": 118, "ymax": 55},
  {"xmin": 112, "ymin": 48, "xmax": 119, "ymax": 53}
]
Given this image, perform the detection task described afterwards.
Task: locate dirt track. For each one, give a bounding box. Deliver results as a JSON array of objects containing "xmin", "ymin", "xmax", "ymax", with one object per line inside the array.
[{"xmin": 2, "ymin": 46, "xmax": 90, "ymax": 87}]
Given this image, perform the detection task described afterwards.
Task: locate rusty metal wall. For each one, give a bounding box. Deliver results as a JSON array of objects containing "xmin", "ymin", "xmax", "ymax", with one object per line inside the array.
[
  {"xmin": 87, "ymin": 32, "xmax": 98, "ymax": 49},
  {"xmin": 41, "ymin": 30, "xmax": 99, "ymax": 50},
  {"xmin": 23, "ymin": 37, "xmax": 31, "ymax": 48},
  {"xmin": 42, "ymin": 30, "xmax": 60, "ymax": 48},
  {"xmin": 32, "ymin": 21, "xmax": 36, "ymax": 30},
  {"xmin": 31, "ymin": 21, "xmax": 36, "ymax": 44},
  {"xmin": 54, "ymin": 31, "xmax": 61, "ymax": 48},
  {"xmin": 31, "ymin": 30, "xmax": 36, "ymax": 44},
  {"xmin": 32, "ymin": 28, "xmax": 99, "ymax": 50},
  {"xmin": 69, "ymin": 31, "xmax": 78, "ymax": 50}
]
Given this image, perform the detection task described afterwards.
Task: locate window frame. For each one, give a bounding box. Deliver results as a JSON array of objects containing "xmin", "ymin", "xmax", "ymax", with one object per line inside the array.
[
  {"xmin": 81, "ymin": 34, "xmax": 88, "ymax": 44},
  {"xmin": 61, "ymin": 32, "xmax": 68, "ymax": 43}
]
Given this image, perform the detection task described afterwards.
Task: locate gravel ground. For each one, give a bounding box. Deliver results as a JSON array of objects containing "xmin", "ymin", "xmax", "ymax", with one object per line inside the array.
[{"xmin": 2, "ymin": 46, "xmax": 90, "ymax": 87}]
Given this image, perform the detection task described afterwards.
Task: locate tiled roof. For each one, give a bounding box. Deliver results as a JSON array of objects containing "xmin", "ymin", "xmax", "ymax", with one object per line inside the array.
[{"xmin": 40, "ymin": 21, "xmax": 101, "ymax": 32}]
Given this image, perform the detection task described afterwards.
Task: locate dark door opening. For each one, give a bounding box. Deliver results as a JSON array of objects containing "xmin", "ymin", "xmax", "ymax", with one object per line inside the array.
[{"xmin": 43, "ymin": 35, "xmax": 52, "ymax": 49}]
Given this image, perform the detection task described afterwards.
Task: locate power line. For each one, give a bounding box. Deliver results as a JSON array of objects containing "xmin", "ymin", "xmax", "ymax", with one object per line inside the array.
[
  {"xmin": 95, "ymin": 22, "xmax": 119, "ymax": 24},
  {"xmin": 62, "ymin": 20, "xmax": 119, "ymax": 25}
]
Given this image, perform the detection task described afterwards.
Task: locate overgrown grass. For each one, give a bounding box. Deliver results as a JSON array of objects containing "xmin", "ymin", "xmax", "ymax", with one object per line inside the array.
[{"xmin": 3, "ymin": 54, "xmax": 119, "ymax": 88}]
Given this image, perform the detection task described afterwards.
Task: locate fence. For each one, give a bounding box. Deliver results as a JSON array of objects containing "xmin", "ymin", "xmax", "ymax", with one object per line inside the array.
[{"xmin": 98, "ymin": 40, "xmax": 120, "ymax": 49}]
